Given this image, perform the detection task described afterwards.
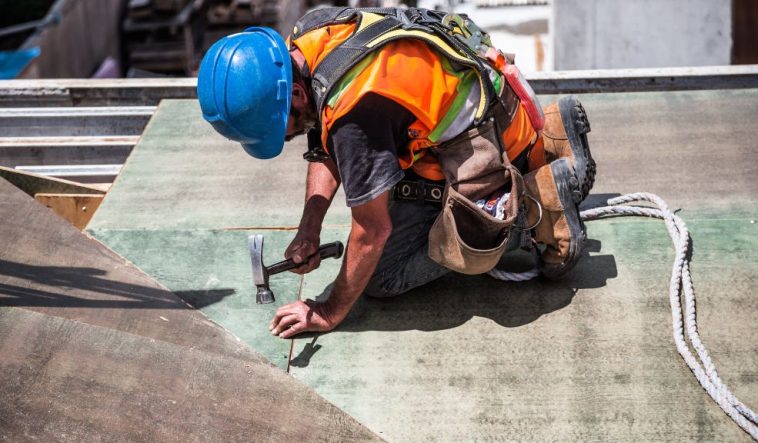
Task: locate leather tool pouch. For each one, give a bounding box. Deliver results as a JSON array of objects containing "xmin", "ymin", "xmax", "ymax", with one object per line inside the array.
[
  {"xmin": 428, "ymin": 164, "xmax": 524, "ymax": 274},
  {"xmin": 427, "ymin": 81, "xmax": 524, "ymax": 274}
]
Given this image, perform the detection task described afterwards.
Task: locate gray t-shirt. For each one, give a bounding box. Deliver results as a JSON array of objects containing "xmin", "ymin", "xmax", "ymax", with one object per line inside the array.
[{"xmin": 327, "ymin": 93, "xmax": 416, "ymax": 207}]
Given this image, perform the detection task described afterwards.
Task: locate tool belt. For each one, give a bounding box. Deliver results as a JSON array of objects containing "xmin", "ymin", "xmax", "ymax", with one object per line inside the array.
[
  {"xmin": 427, "ymin": 85, "xmax": 526, "ymax": 275},
  {"xmin": 392, "ymin": 178, "xmax": 445, "ymax": 204}
]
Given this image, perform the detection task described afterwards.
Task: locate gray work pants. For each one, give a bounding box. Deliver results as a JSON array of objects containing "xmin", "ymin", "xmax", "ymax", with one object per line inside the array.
[{"xmin": 364, "ymin": 199, "xmax": 449, "ymax": 298}]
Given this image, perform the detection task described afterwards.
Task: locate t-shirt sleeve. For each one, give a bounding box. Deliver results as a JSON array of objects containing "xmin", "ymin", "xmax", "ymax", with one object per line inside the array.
[{"xmin": 327, "ymin": 93, "xmax": 416, "ymax": 207}]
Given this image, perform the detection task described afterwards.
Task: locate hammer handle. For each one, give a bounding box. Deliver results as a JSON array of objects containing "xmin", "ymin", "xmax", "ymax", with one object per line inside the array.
[{"xmin": 266, "ymin": 241, "xmax": 344, "ymax": 276}]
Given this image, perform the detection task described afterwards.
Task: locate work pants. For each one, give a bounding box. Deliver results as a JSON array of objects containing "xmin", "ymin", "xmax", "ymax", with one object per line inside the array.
[{"xmin": 364, "ymin": 198, "xmax": 449, "ymax": 298}]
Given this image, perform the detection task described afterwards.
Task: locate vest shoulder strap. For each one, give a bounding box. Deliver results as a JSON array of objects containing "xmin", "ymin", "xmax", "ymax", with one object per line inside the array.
[
  {"xmin": 292, "ymin": 6, "xmax": 398, "ymax": 39},
  {"xmin": 292, "ymin": 7, "xmax": 353, "ymax": 39}
]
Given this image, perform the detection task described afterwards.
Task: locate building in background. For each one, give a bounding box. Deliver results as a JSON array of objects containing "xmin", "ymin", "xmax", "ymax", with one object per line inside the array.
[
  {"xmin": 1, "ymin": 0, "xmax": 756, "ymax": 79},
  {"xmin": 552, "ymin": 0, "xmax": 758, "ymax": 70}
]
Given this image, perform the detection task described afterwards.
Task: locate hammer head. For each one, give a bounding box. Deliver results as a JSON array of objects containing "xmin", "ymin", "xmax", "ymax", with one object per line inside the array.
[{"xmin": 248, "ymin": 234, "xmax": 275, "ymax": 304}]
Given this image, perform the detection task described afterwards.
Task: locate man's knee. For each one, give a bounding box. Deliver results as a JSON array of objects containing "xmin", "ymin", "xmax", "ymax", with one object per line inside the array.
[{"xmin": 363, "ymin": 273, "xmax": 407, "ymax": 298}]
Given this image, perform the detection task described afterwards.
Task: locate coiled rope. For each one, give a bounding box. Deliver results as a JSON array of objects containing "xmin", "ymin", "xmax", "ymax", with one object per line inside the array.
[{"xmin": 489, "ymin": 192, "xmax": 757, "ymax": 439}]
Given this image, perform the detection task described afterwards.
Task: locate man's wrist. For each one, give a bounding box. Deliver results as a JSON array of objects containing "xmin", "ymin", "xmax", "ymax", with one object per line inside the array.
[{"xmin": 298, "ymin": 217, "xmax": 322, "ymax": 234}]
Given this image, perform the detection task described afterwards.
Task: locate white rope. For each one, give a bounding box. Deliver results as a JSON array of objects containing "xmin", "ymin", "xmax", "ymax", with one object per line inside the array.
[
  {"xmin": 487, "ymin": 267, "xmax": 540, "ymax": 281},
  {"xmin": 486, "ymin": 192, "xmax": 756, "ymax": 437},
  {"xmin": 581, "ymin": 193, "xmax": 758, "ymax": 440}
]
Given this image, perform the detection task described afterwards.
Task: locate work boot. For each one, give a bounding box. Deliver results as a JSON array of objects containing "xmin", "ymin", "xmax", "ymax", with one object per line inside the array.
[
  {"xmin": 540, "ymin": 95, "xmax": 596, "ymax": 201},
  {"xmin": 523, "ymin": 158, "xmax": 585, "ymax": 279}
]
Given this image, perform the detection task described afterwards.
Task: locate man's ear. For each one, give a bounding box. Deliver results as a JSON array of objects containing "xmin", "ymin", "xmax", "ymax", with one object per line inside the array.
[{"xmin": 292, "ymin": 82, "xmax": 308, "ymax": 107}]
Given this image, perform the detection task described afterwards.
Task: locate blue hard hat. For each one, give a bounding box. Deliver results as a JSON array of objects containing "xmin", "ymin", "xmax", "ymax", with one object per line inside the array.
[{"xmin": 197, "ymin": 27, "xmax": 292, "ymax": 159}]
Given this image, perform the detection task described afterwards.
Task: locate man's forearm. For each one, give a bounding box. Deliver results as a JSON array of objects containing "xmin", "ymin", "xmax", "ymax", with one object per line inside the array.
[
  {"xmin": 324, "ymin": 208, "xmax": 392, "ymax": 321},
  {"xmin": 270, "ymin": 192, "xmax": 393, "ymax": 337},
  {"xmin": 300, "ymin": 160, "xmax": 340, "ymax": 231}
]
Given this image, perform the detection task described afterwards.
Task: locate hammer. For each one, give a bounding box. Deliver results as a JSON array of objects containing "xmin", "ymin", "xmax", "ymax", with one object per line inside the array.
[{"xmin": 248, "ymin": 234, "xmax": 344, "ymax": 304}]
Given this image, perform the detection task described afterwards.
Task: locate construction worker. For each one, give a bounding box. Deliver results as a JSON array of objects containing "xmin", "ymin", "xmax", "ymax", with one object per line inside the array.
[{"xmin": 197, "ymin": 7, "xmax": 595, "ymax": 339}]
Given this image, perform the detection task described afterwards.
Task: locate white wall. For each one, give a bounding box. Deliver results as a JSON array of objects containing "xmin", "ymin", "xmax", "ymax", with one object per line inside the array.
[{"xmin": 552, "ymin": 0, "xmax": 731, "ymax": 70}]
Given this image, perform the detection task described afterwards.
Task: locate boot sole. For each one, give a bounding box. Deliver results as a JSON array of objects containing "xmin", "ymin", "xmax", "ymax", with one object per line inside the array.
[
  {"xmin": 540, "ymin": 158, "xmax": 586, "ymax": 280},
  {"xmin": 558, "ymin": 95, "xmax": 596, "ymax": 202}
]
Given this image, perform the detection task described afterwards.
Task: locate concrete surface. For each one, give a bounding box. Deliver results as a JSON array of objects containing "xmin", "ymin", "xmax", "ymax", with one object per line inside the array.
[
  {"xmin": 0, "ymin": 177, "xmax": 380, "ymax": 442},
  {"xmin": 86, "ymin": 95, "xmax": 757, "ymax": 441},
  {"xmin": 553, "ymin": 0, "xmax": 732, "ymax": 70}
]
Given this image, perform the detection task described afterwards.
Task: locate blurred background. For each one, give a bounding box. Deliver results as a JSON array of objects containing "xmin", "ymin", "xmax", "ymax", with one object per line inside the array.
[{"xmin": 0, "ymin": 0, "xmax": 756, "ymax": 79}]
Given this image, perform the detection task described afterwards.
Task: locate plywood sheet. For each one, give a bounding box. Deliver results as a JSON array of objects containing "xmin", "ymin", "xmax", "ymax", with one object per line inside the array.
[
  {"xmin": 87, "ymin": 100, "xmax": 351, "ymax": 231},
  {"xmin": 85, "ymin": 90, "xmax": 758, "ymax": 440},
  {"xmin": 288, "ymin": 89, "xmax": 758, "ymax": 441},
  {"xmin": 34, "ymin": 193, "xmax": 103, "ymax": 229},
  {"xmin": 88, "ymin": 228, "xmax": 306, "ymax": 368},
  {"xmin": 291, "ymin": 219, "xmax": 758, "ymax": 441}
]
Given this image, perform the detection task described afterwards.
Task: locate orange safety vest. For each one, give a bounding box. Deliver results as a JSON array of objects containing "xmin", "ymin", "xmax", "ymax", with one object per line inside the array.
[{"xmin": 290, "ymin": 12, "xmax": 539, "ymax": 181}]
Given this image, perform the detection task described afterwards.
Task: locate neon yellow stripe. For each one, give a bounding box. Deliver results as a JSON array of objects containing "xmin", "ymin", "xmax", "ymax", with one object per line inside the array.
[
  {"xmin": 326, "ymin": 53, "xmax": 380, "ymax": 108},
  {"xmin": 356, "ymin": 12, "xmax": 384, "ymax": 32},
  {"xmin": 429, "ymin": 66, "xmax": 477, "ymax": 142},
  {"xmin": 367, "ymin": 29, "xmax": 470, "ymax": 65}
]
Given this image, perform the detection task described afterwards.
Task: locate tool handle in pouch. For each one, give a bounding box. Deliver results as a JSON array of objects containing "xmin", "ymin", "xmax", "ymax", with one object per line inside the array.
[{"xmin": 267, "ymin": 241, "xmax": 344, "ymax": 275}]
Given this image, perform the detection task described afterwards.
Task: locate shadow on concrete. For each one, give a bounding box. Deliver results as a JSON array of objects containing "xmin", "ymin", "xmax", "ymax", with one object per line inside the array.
[
  {"xmin": 0, "ymin": 259, "xmax": 234, "ymax": 309},
  {"xmin": 290, "ymin": 337, "xmax": 322, "ymax": 368},
  {"xmin": 334, "ymin": 239, "xmax": 617, "ymax": 333}
]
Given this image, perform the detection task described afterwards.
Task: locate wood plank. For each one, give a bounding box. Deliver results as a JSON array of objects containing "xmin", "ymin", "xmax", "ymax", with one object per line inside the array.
[
  {"xmin": 34, "ymin": 193, "xmax": 104, "ymax": 230},
  {"xmin": 0, "ymin": 106, "xmax": 154, "ymax": 137},
  {"xmin": 0, "ymin": 165, "xmax": 106, "ymax": 196}
]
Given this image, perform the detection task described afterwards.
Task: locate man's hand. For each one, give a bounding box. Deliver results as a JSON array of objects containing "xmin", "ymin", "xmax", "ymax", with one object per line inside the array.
[
  {"xmin": 269, "ymin": 192, "xmax": 393, "ymax": 339},
  {"xmin": 285, "ymin": 229, "xmax": 321, "ymax": 274},
  {"xmin": 269, "ymin": 299, "xmax": 348, "ymax": 338}
]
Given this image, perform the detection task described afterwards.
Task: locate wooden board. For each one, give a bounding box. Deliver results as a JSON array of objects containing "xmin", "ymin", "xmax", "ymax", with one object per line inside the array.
[
  {"xmin": 34, "ymin": 193, "xmax": 103, "ymax": 229},
  {"xmin": 0, "ymin": 165, "xmax": 105, "ymax": 196}
]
